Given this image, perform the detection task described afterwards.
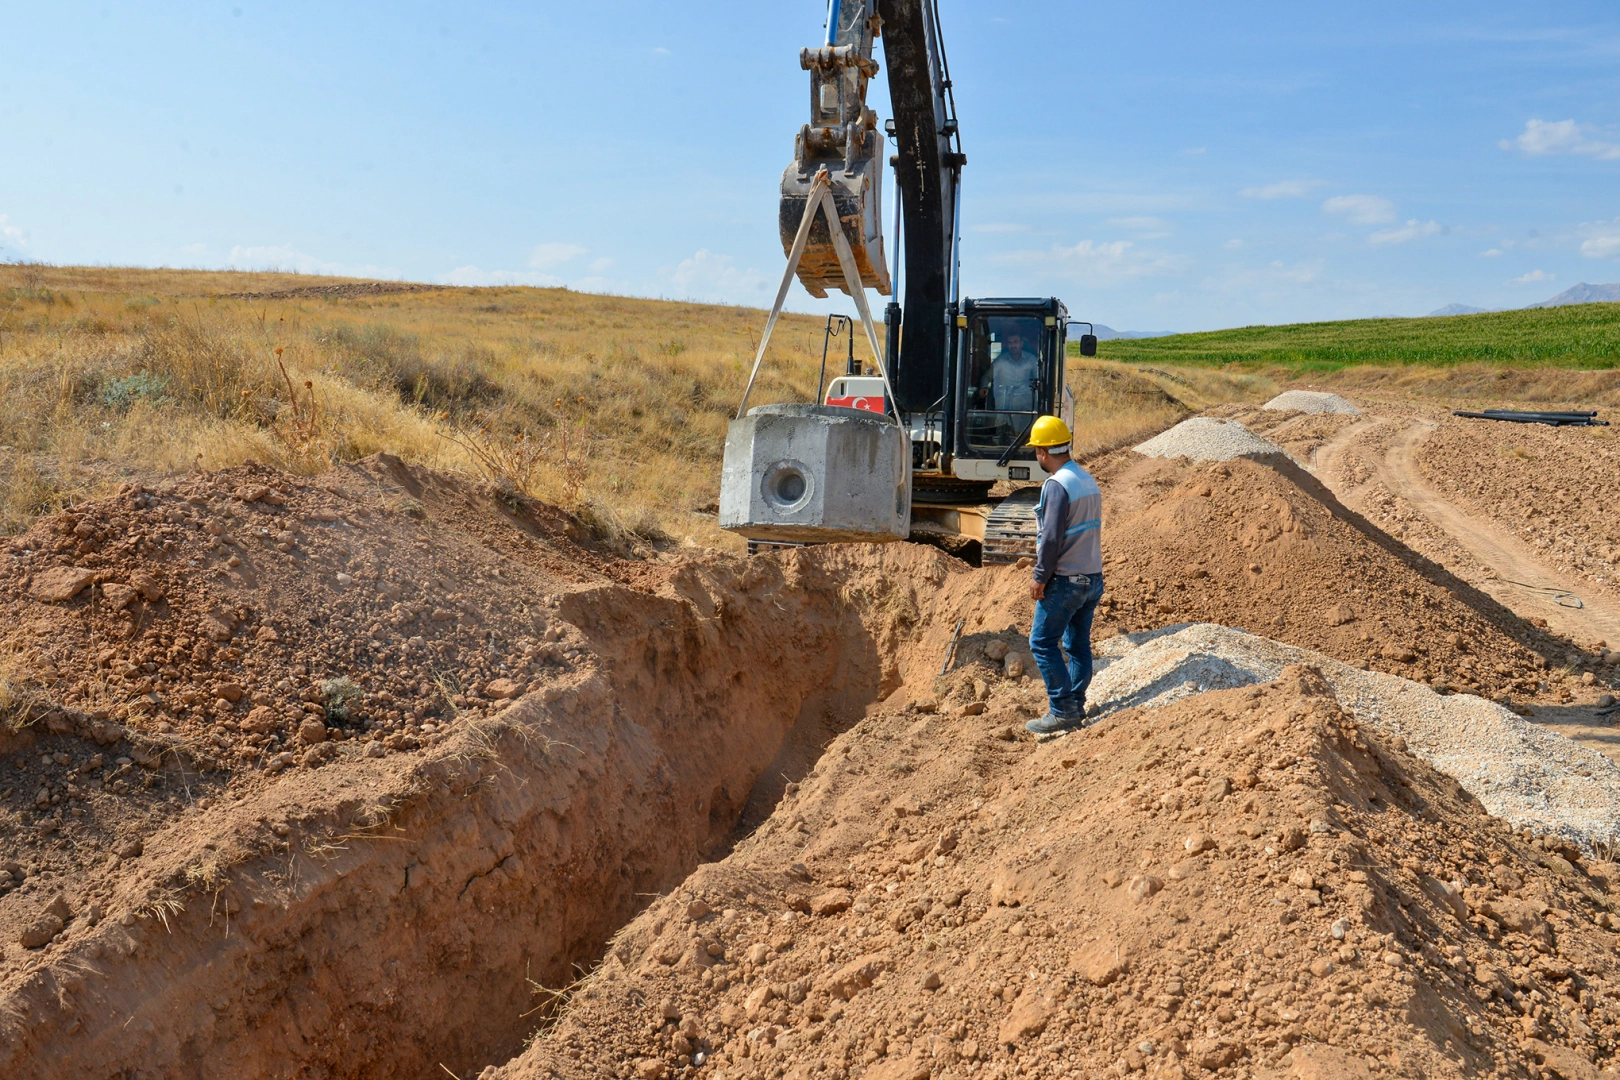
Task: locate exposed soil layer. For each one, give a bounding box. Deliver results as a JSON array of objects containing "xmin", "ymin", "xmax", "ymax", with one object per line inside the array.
[
  {"xmin": 4, "ymin": 396, "xmax": 1619, "ymax": 1079},
  {"xmin": 493, "ymin": 661, "xmax": 1620, "ymax": 1080},
  {"xmin": 0, "ymin": 458, "xmax": 955, "ymax": 1078}
]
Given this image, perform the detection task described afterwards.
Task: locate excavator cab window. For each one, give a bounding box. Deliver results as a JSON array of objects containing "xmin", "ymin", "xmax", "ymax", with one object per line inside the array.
[{"xmin": 963, "ymin": 315, "xmax": 1052, "ymax": 452}]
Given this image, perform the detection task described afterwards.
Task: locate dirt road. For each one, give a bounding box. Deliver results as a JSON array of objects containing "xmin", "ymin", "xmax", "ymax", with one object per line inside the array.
[{"xmin": 1313, "ymin": 415, "xmax": 1620, "ymax": 650}]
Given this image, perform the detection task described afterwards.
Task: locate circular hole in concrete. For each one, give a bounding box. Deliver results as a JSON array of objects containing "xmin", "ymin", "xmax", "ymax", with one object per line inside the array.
[{"xmin": 762, "ymin": 460, "xmax": 814, "ymax": 512}]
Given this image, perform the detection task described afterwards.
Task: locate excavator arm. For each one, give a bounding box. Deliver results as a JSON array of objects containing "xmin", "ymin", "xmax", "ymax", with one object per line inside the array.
[{"xmin": 780, "ymin": 1, "xmax": 963, "ymax": 414}]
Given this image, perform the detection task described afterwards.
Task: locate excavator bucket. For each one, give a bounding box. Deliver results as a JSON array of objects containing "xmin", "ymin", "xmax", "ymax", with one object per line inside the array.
[{"xmin": 779, "ymin": 1, "xmax": 891, "ymax": 299}]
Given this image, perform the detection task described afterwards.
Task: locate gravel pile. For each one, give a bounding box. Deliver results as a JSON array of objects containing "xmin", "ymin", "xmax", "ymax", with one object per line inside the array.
[
  {"xmin": 1262, "ymin": 390, "xmax": 1361, "ymax": 415},
  {"xmin": 1085, "ymin": 623, "xmax": 1620, "ymax": 848},
  {"xmin": 1132, "ymin": 417, "xmax": 1291, "ymax": 463}
]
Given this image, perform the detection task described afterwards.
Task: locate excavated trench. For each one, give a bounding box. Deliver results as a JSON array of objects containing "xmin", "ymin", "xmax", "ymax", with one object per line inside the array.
[{"xmin": 0, "ymin": 546, "xmax": 949, "ymax": 1080}]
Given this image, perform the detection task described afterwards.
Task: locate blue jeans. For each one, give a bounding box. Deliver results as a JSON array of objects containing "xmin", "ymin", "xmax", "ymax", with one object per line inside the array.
[{"xmin": 1029, "ymin": 573, "xmax": 1104, "ymax": 719}]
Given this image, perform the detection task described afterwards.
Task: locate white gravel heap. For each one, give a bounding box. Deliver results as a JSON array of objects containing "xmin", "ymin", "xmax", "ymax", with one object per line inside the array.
[
  {"xmin": 1084, "ymin": 623, "xmax": 1620, "ymax": 849},
  {"xmin": 1262, "ymin": 390, "xmax": 1360, "ymax": 415},
  {"xmin": 1133, "ymin": 417, "xmax": 1290, "ymax": 463}
]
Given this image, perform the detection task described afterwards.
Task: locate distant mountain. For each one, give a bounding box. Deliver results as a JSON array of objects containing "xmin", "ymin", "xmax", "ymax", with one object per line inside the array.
[
  {"xmin": 1091, "ymin": 324, "xmax": 1174, "ymax": 340},
  {"xmin": 1526, "ymin": 283, "xmax": 1620, "ymax": 308},
  {"xmin": 1427, "ymin": 303, "xmax": 1493, "ymax": 317}
]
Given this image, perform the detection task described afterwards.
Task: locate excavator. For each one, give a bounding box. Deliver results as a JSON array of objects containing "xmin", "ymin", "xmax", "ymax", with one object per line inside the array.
[{"xmin": 729, "ymin": 0, "xmax": 1096, "ymax": 563}]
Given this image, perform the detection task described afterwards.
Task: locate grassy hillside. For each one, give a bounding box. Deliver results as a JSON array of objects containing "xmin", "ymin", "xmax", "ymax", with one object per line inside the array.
[
  {"xmin": 0, "ymin": 266, "xmax": 1264, "ymax": 546},
  {"xmin": 1092, "ymin": 303, "xmax": 1620, "ymax": 370}
]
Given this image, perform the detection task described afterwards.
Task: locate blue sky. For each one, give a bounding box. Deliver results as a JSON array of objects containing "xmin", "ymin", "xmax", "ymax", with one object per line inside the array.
[{"xmin": 3, "ymin": 1, "xmax": 1619, "ymax": 331}]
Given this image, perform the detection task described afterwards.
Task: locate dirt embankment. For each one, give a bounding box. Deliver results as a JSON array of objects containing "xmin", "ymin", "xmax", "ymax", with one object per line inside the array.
[
  {"xmin": 492, "ymin": 661, "xmax": 1620, "ymax": 1080},
  {"xmin": 1412, "ymin": 418, "xmax": 1620, "ymax": 601},
  {"xmin": 0, "ymin": 458, "xmax": 959, "ymax": 1079},
  {"xmin": 1083, "ymin": 451, "xmax": 1569, "ymax": 701}
]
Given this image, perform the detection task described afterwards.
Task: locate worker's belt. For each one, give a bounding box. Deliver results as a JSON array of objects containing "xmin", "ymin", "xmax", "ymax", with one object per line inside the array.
[{"xmin": 1059, "ymin": 573, "xmax": 1092, "ymax": 586}]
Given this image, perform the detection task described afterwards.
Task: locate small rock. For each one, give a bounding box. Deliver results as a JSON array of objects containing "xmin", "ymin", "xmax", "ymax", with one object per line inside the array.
[
  {"xmin": 811, "ymin": 889, "xmax": 852, "ymax": 916},
  {"xmin": 634, "ymin": 1059, "xmax": 665, "ymax": 1080},
  {"xmin": 101, "ymin": 582, "xmax": 138, "ymax": 609},
  {"xmin": 1287, "ymin": 868, "xmax": 1317, "ymax": 889},
  {"xmin": 1381, "ymin": 951, "xmax": 1406, "ymax": 968},
  {"xmin": 1072, "ymin": 939, "xmax": 1128, "ymax": 985},
  {"xmin": 913, "ymin": 697, "xmax": 938, "ymax": 714},
  {"xmin": 1127, "ymin": 875, "xmax": 1163, "ymax": 903},
  {"xmin": 30, "ymin": 566, "xmax": 96, "ymax": 603},
  {"xmin": 484, "ymin": 678, "xmax": 521, "ymax": 700},
  {"xmin": 960, "ymin": 701, "xmax": 986, "ymax": 716},
  {"xmin": 746, "ymin": 943, "xmax": 771, "ymax": 965},
  {"xmin": 984, "ymin": 640, "xmax": 1010, "ymax": 662},
  {"xmin": 118, "ymin": 838, "xmax": 144, "ymax": 860},
  {"xmin": 297, "ymin": 717, "xmax": 328, "ymax": 746},
  {"xmin": 1330, "ymin": 918, "xmax": 1350, "ymax": 940},
  {"xmin": 686, "ymin": 899, "xmax": 711, "ymax": 921},
  {"xmin": 1004, "ymin": 654, "xmax": 1024, "ymax": 679},
  {"xmin": 19, "ymin": 914, "xmax": 64, "ymax": 949},
  {"xmin": 1276, "ymin": 825, "xmax": 1307, "ymax": 852},
  {"xmin": 1598, "ymin": 693, "xmax": 1616, "ymax": 708},
  {"xmin": 920, "ymin": 971, "xmax": 942, "ymax": 991},
  {"xmin": 1183, "ymin": 833, "xmax": 1215, "ymax": 855},
  {"xmin": 1309, "ymin": 958, "xmax": 1335, "ymax": 977},
  {"xmin": 129, "ymin": 572, "xmax": 165, "ymax": 602},
  {"xmin": 200, "ymin": 617, "xmax": 234, "ymax": 642}
]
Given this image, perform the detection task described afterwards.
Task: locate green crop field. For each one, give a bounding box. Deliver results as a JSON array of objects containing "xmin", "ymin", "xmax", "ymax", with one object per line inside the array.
[{"xmin": 1087, "ymin": 303, "xmax": 1620, "ymax": 370}]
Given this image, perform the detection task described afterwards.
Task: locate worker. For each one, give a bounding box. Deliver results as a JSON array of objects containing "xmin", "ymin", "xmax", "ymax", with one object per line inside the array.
[
  {"xmin": 1022, "ymin": 415, "xmax": 1104, "ymax": 736},
  {"xmin": 974, "ymin": 329, "xmax": 1040, "ymax": 413}
]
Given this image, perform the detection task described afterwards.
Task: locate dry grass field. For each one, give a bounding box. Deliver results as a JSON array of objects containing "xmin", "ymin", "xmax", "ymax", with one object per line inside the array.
[{"xmin": 0, "ymin": 265, "xmax": 1266, "ymax": 548}]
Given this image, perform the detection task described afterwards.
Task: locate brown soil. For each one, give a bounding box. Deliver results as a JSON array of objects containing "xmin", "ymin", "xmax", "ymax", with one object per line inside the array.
[
  {"xmin": 1083, "ymin": 450, "xmax": 1567, "ymax": 700},
  {"xmin": 0, "ymin": 458, "xmax": 938, "ymax": 1078},
  {"xmin": 3, "ymin": 403, "xmax": 1618, "ymax": 1079},
  {"xmin": 492, "ymin": 661, "xmax": 1620, "ymax": 1080}
]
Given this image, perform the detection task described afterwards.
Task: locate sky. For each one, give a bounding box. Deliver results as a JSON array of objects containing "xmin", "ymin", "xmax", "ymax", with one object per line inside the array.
[{"xmin": 2, "ymin": 1, "xmax": 1619, "ymax": 332}]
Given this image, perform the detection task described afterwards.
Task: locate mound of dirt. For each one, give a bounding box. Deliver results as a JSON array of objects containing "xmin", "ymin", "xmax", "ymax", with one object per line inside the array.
[
  {"xmin": 1089, "ymin": 624, "xmax": 1620, "ymax": 846},
  {"xmin": 490, "ymin": 661, "xmax": 1620, "ymax": 1080},
  {"xmin": 1134, "ymin": 419, "xmax": 1290, "ymax": 463},
  {"xmin": 1414, "ymin": 416, "xmax": 1620, "ymax": 605},
  {"xmin": 1087, "ymin": 452, "xmax": 1560, "ymax": 699},
  {"xmin": 1264, "ymin": 391, "xmax": 1360, "ymax": 416}
]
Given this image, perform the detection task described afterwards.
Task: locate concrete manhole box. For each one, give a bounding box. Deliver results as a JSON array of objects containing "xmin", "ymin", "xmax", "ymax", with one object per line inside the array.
[{"xmin": 719, "ymin": 404, "xmax": 910, "ymax": 543}]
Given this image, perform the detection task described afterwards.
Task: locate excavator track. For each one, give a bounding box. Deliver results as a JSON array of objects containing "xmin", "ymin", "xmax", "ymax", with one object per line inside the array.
[{"xmin": 981, "ymin": 487, "xmax": 1041, "ymax": 565}]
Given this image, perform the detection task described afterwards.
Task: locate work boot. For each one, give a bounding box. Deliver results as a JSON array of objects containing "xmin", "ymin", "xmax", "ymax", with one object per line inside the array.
[{"xmin": 1025, "ymin": 710, "xmax": 1084, "ymax": 738}]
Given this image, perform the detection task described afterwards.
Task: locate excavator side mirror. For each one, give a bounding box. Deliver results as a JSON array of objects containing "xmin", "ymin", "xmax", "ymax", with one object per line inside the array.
[{"xmin": 1079, "ymin": 334, "xmax": 1098, "ymax": 357}]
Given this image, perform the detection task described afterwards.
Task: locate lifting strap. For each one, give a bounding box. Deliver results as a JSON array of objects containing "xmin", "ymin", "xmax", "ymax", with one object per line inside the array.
[{"xmin": 736, "ymin": 167, "xmax": 898, "ymax": 422}]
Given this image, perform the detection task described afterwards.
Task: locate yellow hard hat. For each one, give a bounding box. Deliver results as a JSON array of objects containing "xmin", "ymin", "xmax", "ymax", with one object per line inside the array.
[{"xmin": 1026, "ymin": 415, "xmax": 1073, "ymax": 448}]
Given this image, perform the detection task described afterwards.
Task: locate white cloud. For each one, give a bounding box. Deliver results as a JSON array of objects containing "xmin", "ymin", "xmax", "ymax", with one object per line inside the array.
[
  {"xmin": 180, "ymin": 242, "xmax": 207, "ymax": 256},
  {"xmin": 665, "ymin": 249, "xmax": 768, "ymax": 301},
  {"xmin": 652, "ymin": 46, "xmax": 671, "ymax": 55},
  {"xmin": 1240, "ymin": 179, "xmax": 1319, "ymax": 200},
  {"xmin": 1223, "ymin": 239, "xmax": 1245, "ymax": 250},
  {"xmin": 0, "ymin": 214, "xmax": 27, "ymax": 250},
  {"xmin": 1368, "ymin": 219, "xmax": 1441, "ymax": 245},
  {"xmin": 991, "ymin": 239, "xmax": 1188, "ymax": 288},
  {"xmin": 1322, "ymin": 195, "xmax": 1397, "ymax": 225},
  {"xmin": 1105, "ymin": 216, "xmax": 1172, "ymax": 238},
  {"xmin": 225, "ymin": 245, "xmax": 400, "ymax": 279},
  {"xmin": 1480, "ymin": 248, "xmax": 1503, "ymax": 257},
  {"xmin": 1580, "ymin": 218, "xmax": 1620, "ymax": 259},
  {"xmin": 1511, "ymin": 269, "xmax": 1553, "ymax": 284},
  {"xmin": 1500, "ymin": 118, "xmax": 1620, "ymax": 161},
  {"xmin": 527, "ymin": 242, "xmax": 588, "ymax": 270},
  {"xmin": 589, "ymin": 256, "xmax": 615, "ymax": 273},
  {"xmin": 440, "ymin": 266, "xmax": 565, "ymax": 287}
]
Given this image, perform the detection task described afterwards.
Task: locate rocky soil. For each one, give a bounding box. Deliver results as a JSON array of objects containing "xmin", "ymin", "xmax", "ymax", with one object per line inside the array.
[{"xmin": 492, "ymin": 661, "xmax": 1620, "ymax": 1080}]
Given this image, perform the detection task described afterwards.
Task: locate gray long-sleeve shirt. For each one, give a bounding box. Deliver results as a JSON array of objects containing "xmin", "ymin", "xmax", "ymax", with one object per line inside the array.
[{"xmin": 1031, "ymin": 462, "xmax": 1104, "ymax": 584}]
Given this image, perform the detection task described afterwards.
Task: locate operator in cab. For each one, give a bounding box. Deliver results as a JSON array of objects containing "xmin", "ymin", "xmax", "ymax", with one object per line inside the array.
[
  {"xmin": 1022, "ymin": 416, "xmax": 1105, "ymax": 737},
  {"xmin": 973, "ymin": 329, "xmax": 1040, "ymax": 412}
]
